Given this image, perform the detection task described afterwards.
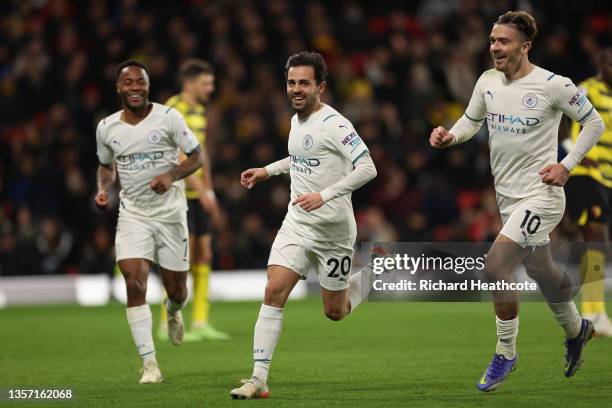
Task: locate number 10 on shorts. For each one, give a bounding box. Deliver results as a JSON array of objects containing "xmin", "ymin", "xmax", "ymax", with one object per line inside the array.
[{"xmin": 520, "ymin": 209, "xmax": 541, "ymax": 234}]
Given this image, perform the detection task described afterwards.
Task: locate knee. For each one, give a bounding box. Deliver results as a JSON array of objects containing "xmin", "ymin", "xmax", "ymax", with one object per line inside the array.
[
  {"xmin": 324, "ymin": 306, "xmax": 346, "ymax": 322},
  {"xmin": 194, "ymin": 252, "xmax": 211, "ymax": 266},
  {"xmin": 484, "ymin": 259, "xmax": 506, "ymax": 282},
  {"xmin": 200, "ymin": 252, "xmax": 212, "ymax": 266},
  {"xmin": 125, "ymin": 277, "xmax": 147, "ymax": 297},
  {"xmin": 264, "ymin": 282, "xmax": 288, "ymax": 308},
  {"xmin": 166, "ymin": 281, "xmax": 187, "ymax": 303},
  {"xmin": 168, "ymin": 287, "xmax": 187, "ymax": 303},
  {"xmin": 525, "ymin": 263, "xmax": 546, "ymax": 281}
]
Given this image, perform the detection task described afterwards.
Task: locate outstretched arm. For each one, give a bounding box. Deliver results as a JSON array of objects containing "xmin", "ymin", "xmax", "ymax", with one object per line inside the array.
[
  {"xmin": 240, "ymin": 157, "xmax": 290, "ymax": 189},
  {"xmin": 264, "ymin": 156, "xmax": 290, "ymax": 176}
]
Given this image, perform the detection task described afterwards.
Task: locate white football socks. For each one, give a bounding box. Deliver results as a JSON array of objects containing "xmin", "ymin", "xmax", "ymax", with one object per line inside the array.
[
  {"xmin": 548, "ymin": 301, "xmax": 582, "ymax": 339},
  {"xmin": 252, "ymin": 304, "xmax": 283, "ymax": 384},
  {"xmin": 126, "ymin": 304, "xmax": 156, "ymax": 362},
  {"xmin": 348, "ymin": 264, "xmax": 374, "ymax": 312},
  {"xmin": 495, "ymin": 316, "xmax": 519, "ymax": 359}
]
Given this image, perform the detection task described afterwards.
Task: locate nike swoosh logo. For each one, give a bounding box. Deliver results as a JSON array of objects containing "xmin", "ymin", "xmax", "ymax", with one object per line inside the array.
[{"xmin": 479, "ymin": 373, "xmax": 487, "ymax": 385}]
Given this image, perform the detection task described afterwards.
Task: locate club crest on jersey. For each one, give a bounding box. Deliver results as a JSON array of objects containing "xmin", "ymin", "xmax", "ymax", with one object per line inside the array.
[
  {"xmin": 303, "ymin": 134, "xmax": 313, "ymax": 150},
  {"xmin": 147, "ymin": 130, "xmax": 161, "ymax": 144},
  {"xmin": 522, "ymin": 93, "xmax": 538, "ymax": 108}
]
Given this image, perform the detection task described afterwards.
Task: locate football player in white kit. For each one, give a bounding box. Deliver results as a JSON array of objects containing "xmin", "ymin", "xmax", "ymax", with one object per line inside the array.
[
  {"xmin": 230, "ymin": 52, "xmax": 377, "ymax": 399},
  {"xmin": 95, "ymin": 60, "xmax": 204, "ymax": 384},
  {"xmin": 431, "ymin": 11, "xmax": 605, "ymax": 392}
]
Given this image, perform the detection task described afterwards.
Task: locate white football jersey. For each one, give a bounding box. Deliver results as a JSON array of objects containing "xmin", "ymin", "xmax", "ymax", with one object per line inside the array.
[
  {"xmin": 464, "ymin": 66, "xmax": 595, "ymax": 198},
  {"xmin": 282, "ymin": 104, "xmax": 369, "ymax": 241},
  {"xmin": 96, "ymin": 103, "xmax": 200, "ymax": 221}
]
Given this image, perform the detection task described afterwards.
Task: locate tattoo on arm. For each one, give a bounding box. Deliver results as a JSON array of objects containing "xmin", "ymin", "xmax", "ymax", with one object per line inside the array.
[
  {"xmin": 97, "ymin": 163, "xmax": 116, "ymax": 191},
  {"xmin": 168, "ymin": 145, "xmax": 204, "ymax": 181}
]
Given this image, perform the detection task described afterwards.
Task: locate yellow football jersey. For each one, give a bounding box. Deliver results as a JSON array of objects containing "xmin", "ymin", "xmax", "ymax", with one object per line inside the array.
[
  {"xmin": 570, "ymin": 77, "xmax": 612, "ymax": 188},
  {"xmin": 165, "ymin": 94, "xmax": 207, "ymax": 198}
]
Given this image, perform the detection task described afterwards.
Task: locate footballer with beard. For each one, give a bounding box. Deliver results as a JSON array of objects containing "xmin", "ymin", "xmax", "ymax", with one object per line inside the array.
[{"xmin": 231, "ymin": 51, "xmax": 378, "ymax": 399}]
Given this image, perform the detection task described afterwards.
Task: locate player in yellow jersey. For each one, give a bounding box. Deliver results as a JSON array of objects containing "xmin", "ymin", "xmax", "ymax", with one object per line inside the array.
[
  {"xmin": 563, "ymin": 48, "xmax": 612, "ymax": 336},
  {"xmin": 158, "ymin": 59, "xmax": 230, "ymax": 340}
]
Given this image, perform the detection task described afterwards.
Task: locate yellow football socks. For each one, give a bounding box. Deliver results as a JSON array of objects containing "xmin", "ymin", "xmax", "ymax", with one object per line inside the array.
[
  {"xmin": 580, "ymin": 248, "xmax": 606, "ymax": 314},
  {"xmin": 192, "ymin": 263, "xmax": 211, "ymax": 327}
]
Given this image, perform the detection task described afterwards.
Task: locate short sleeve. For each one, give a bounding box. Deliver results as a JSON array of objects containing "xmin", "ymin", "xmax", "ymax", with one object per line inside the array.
[
  {"xmin": 325, "ymin": 116, "xmax": 369, "ymax": 165},
  {"xmin": 96, "ymin": 121, "xmax": 113, "ymax": 165},
  {"xmin": 167, "ymin": 108, "xmax": 200, "ymax": 154},
  {"xmin": 551, "ymin": 77, "xmax": 595, "ymax": 124}
]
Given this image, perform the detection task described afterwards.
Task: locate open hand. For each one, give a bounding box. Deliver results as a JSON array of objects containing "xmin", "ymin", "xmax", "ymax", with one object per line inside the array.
[{"xmin": 240, "ymin": 168, "xmax": 270, "ymax": 189}]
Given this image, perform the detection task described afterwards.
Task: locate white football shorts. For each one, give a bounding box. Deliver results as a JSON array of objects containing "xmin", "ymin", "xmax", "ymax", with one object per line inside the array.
[
  {"xmin": 115, "ymin": 212, "xmax": 189, "ymax": 271},
  {"xmin": 268, "ymin": 226, "xmax": 355, "ymax": 291},
  {"xmin": 497, "ymin": 190, "xmax": 565, "ymax": 247}
]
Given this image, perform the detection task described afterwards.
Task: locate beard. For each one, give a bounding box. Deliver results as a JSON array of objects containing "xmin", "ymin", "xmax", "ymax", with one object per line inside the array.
[
  {"xmin": 290, "ymin": 91, "xmax": 317, "ymax": 113},
  {"xmin": 120, "ymin": 92, "xmax": 148, "ymax": 112}
]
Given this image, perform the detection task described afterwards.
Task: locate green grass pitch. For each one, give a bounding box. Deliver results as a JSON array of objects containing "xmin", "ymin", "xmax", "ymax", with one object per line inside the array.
[{"xmin": 1, "ymin": 299, "xmax": 610, "ymax": 407}]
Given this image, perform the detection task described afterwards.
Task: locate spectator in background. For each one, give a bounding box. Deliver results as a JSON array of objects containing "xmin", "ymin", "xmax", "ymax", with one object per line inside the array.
[{"xmin": 0, "ymin": 0, "xmax": 608, "ymax": 275}]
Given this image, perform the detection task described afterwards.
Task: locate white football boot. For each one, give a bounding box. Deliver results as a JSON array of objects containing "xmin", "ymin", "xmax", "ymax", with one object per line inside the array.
[
  {"xmin": 585, "ymin": 313, "xmax": 612, "ymax": 337},
  {"xmin": 139, "ymin": 359, "xmax": 163, "ymax": 384},
  {"xmin": 230, "ymin": 377, "xmax": 269, "ymax": 399}
]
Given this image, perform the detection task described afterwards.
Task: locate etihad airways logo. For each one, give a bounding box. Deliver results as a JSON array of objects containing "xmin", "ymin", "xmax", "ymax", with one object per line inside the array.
[
  {"xmin": 487, "ymin": 112, "xmax": 540, "ymax": 135},
  {"xmin": 486, "ymin": 112, "xmax": 540, "ymax": 126},
  {"xmin": 290, "ymin": 154, "xmax": 320, "ymax": 174},
  {"xmin": 116, "ymin": 151, "xmax": 165, "ymax": 170}
]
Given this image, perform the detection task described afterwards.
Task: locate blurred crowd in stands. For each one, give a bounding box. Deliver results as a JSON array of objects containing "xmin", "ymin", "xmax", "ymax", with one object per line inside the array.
[{"xmin": 0, "ymin": 0, "xmax": 610, "ymax": 275}]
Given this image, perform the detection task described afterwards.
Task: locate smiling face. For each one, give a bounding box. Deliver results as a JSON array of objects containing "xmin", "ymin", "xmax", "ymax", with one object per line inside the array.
[
  {"xmin": 116, "ymin": 66, "xmax": 150, "ymax": 111},
  {"xmin": 286, "ymin": 65, "xmax": 325, "ymax": 116},
  {"xmin": 489, "ymin": 23, "xmax": 531, "ymax": 77}
]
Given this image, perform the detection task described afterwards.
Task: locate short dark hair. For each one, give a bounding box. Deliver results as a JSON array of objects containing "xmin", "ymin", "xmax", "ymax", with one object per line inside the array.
[
  {"xmin": 285, "ymin": 51, "xmax": 328, "ymax": 84},
  {"xmin": 495, "ymin": 10, "xmax": 538, "ymax": 43},
  {"xmin": 178, "ymin": 59, "xmax": 214, "ymax": 83},
  {"xmin": 115, "ymin": 60, "xmax": 150, "ymax": 81}
]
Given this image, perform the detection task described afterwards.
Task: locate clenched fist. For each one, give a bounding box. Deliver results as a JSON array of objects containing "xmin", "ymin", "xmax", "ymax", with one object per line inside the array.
[
  {"xmin": 150, "ymin": 174, "xmax": 174, "ymax": 194},
  {"xmin": 430, "ymin": 126, "xmax": 455, "ymax": 149}
]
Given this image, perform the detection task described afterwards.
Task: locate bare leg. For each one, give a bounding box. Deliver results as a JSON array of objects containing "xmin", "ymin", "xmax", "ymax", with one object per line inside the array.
[
  {"xmin": 119, "ymin": 258, "xmax": 151, "ymax": 307},
  {"xmin": 321, "ymin": 288, "xmax": 350, "ymax": 321},
  {"xmin": 484, "ymin": 234, "xmax": 530, "ymax": 320},
  {"xmin": 523, "ymin": 245, "xmax": 581, "ymax": 339}
]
